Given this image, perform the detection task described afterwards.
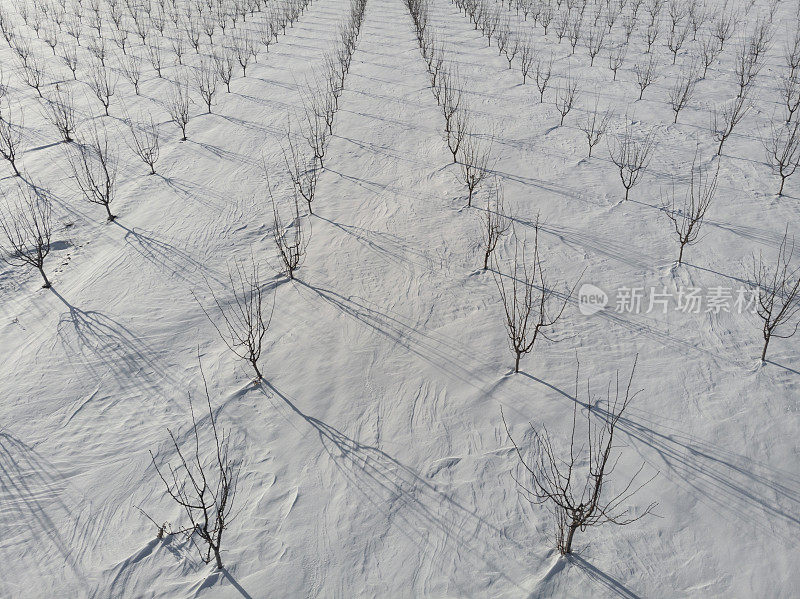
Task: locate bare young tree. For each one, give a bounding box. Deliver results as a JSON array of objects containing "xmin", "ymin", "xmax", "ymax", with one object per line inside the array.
[
  {"xmin": 608, "ymin": 44, "xmax": 626, "ymax": 80},
  {"xmin": 634, "ymin": 55, "xmax": 658, "ymax": 100},
  {"xmin": 764, "ymin": 118, "xmax": 800, "ymax": 196},
  {"xmin": 284, "ymin": 129, "xmax": 319, "ymax": 214},
  {"xmin": 535, "ymin": 55, "xmax": 553, "ymax": 102},
  {"xmin": 699, "ymin": 32, "xmax": 722, "ymax": 78},
  {"xmin": 780, "ymin": 75, "xmax": 800, "ymax": 124},
  {"xmin": 663, "ymin": 152, "xmax": 718, "ymax": 264},
  {"xmin": 196, "ymin": 59, "xmax": 217, "ymax": 114},
  {"xmin": 586, "ymin": 26, "xmax": 605, "ymax": 66},
  {"xmin": 42, "ymin": 85, "xmax": 76, "ymax": 143},
  {"xmin": 493, "ymin": 221, "xmax": 579, "ymax": 373},
  {"xmin": 68, "ymin": 126, "xmax": 117, "ymax": 221},
  {"xmin": 579, "ymin": 95, "xmax": 612, "ymax": 158},
  {"xmin": 0, "ymin": 186, "xmax": 52, "ymax": 288},
  {"xmin": 148, "ymin": 365, "xmax": 239, "ymax": 570},
  {"xmin": 445, "ymin": 106, "xmax": 469, "ymax": 163},
  {"xmin": 121, "ymin": 53, "xmax": 143, "ymax": 94},
  {"xmin": 752, "ymin": 228, "xmax": 800, "ymax": 361},
  {"xmin": 0, "ymin": 103, "xmax": 24, "ymax": 176},
  {"xmin": 126, "ymin": 114, "xmax": 161, "ymax": 175},
  {"xmin": 272, "ymin": 187, "xmax": 309, "ymax": 280},
  {"xmin": 165, "ymin": 77, "xmax": 192, "ymax": 141},
  {"xmin": 88, "ymin": 60, "xmax": 117, "ymax": 116},
  {"xmin": 501, "ymin": 357, "xmax": 657, "ymax": 554},
  {"xmin": 458, "ymin": 130, "xmax": 492, "ymax": 207},
  {"xmin": 213, "ymin": 50, "xmax": 235, "ymax": 92},
  {"xmin": 20, "ymin": 57, "xmax": 47, "ymax": 99},
  {"xmin": 711, "ymin": 94, "xmax": 750, "ymax": 156},
  {"xmin": 147, "ymin": 40, "xmax": 165, "ymax": 77},
  {"xmin": 609, "ymin": 121, "xmax": 656, "ymax": 201},
  {"xmin": 481, "ymin": 179, "xmax": 510, "ymax": 269},
  {"xmin": 301, "ymin": 105, "xmax": 329, "ymax": 169},
  {"xmin": 519, "ymin": 38, "xmax": 534, "ymax": 83},
  {"xmin": 196, "ymin": 258, "xmax": 273, "ymax": 380},
  {"xmin": 555, "ymin": 75, "xmax": 578, "ymax": 126},
  {"xmin": 61, "ymin": 43, "xmax": 79, "ymax": 79},
  {"xmin": 668, "ymin": 61, "xmax": 697, "ymax": 123}
]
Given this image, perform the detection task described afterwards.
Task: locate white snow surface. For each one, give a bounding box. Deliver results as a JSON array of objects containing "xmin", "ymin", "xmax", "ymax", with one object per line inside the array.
[{"xmin": 0, "ymin": 0, "xmax": 798, "ymax": 596}]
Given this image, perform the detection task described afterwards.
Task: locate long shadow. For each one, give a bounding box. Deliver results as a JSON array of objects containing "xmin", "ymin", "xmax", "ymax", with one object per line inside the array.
[
  {"xmin": 294, "ymin": 280, "xmax": 485, "ymax": 386},
  {"xmin": 221, "ymin": 567, "xmax": 254, "ymax": 599},
  {"xmin": 764, "ymin": 359, "xmax": 800, "ymax": 375},
  {"xmin": 520, "ymin": 372, "xmax": 800, "ymax": 540},
  {"xmin": 0, "ymin": 432, "xmax": 87, "ymax": 584},
  {"xmin": 568, "ymin": 555, "xmax": 642, "ymax": 599},
  {"xmin": 315, "ymin": 215, "xmax": 434, "ymax": 272},
  {"xmin": 50, "ymin": 288, "xmax": 183, "ymax": 397},
  {"xmin": 258, "ymin": 380, "xmax": 529, "ymax": 592},
  {"xmin": 112, "ymin": 219, "xmax": 226, "ymax": 286}
]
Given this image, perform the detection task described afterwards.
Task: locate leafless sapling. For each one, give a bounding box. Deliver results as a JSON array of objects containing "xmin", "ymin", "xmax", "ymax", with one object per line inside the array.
[
  {"xmin": 579, "ymin": 95, "xmax": 611, "ymax": 158},
  {"xmin": 0, "ymin": 103, "xmax": 24, "ymax": 176},
  {"xmin": 609, "ymin": 121, "xmax": 656, "ymax": 201},
  {"xmin": 272, "ymin": 187, "xmax": 309, "ymax": 280},
  {"xmin": 121, "ymin": 53, "xmax": 142, "ymax": 94},
  {"xmin": 284, "ymin": 128, "xmax": 319, "ymax": 214},
  {"xmin": 662, "ymin": 151, "xmax": 718, "ymax": 264},
  {"xmin": 147, "ymin": 40, "xmax": 165, "ymax": 77},
  {"xmin": 519, "ymin": 38, "xmax": 534, "ymax": 83},
  {"xmin": 196, "ymin": 59, "xmax": 217, "ymax": 114},
  {"xmin": 196, "ymin": 258, "xmax": 273, "ymax": 380},
  {"xmin": 42, "ymin": 85, "xmax": 76, "ymax": 143},
  {"xmin": 88, "ymin": 60, "xmax": 117, "ymax": 116},
  {"xmin": 555, "ymin": 75, "xmax": 578, "ymax": 126},
  {"xmin": 586, "ymin": 26, "xmax": 605, "ymax": 66},
  {"xmin": 165, "ymin": 77, "xmax": 192, "ymax": 141},
  {"xmin": 302, "ymin": 104, "xmax": 329, "ymax": 169},
  {"xmin": 668, "ymin": 61, "xmax": 697, "ymax": 123},
  {"xmin": 501, "ymin": 357, "xmax": 657, "ymax": 554},
  {"xmin": 710, "ymin": 94, "xmax": 750, "ymax": 156},
  {"xmin": 61, "ymin": 43, "xmax": 79, "ymax": 79},
  {"xmin": 493, "ymin": 222, "xmax": 579, "ymax": 373},
  {"xmin": 68, "ymin": 127, "xmax": 118, "ymax": 221},
  {"xmin": 213, "ymin": 50, "xmax": 235, "ymax": 93},
  {"xmin": 0, "ymin": 186, "xmax": 53, "ymax": 288},
  {"xmin": 20, "ymin": 57, "xmax": 48, "ymax": 99},
  {"xmin": 149, "ymin": 366, "xmax": 239, "ymax": 570},
  {"xmin": 608, "ymin": 44, "xmax": 626, "ymax": 80},
  {"xmin": 445, "ymin": 107, "xmax": 469, "ymax": 163},
  {"xmin": 634, "ymin": 55, "xmax": 658, "ymax": 100},
  {"xmin": 535, "ymin": 55, "xmax": 553, "ymax": 102},
  {"xmin": 481, "ymin": 179, "xmax": 510, "ymax": 269},
  {"xmin": 752, "ymin": 228, "xmax": 800, "ymax": 361},
  {"xmin": 458, "ymin": 130, "xmax": 492, "ymax": 207},
  {"xmin": 126, "ymin": 115, "xmax": 161, "ymax": 175},
  {"xmin": 763, "ymin": 117, "xmax": 800, "ymax": 196}
]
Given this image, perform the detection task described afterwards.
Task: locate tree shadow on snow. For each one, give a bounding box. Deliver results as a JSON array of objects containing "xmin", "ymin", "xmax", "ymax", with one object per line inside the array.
[
  {"xmin": 50, "ymin": 288, "xmax": 184, "ymax": 399},
  {"xmin": 258, "ymin": 380, "xmax": 531, "ymax": 594},
  {"xmin": 520, "ymin": 372, "xmax": 800, "ymax": 541}
]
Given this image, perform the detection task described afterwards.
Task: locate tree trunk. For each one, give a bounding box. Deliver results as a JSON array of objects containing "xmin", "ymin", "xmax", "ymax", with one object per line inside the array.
[
  {"xmin": 514, "ymin": 352, "xmax": 521, "ymax": 373},
  {"xmin": 761, "ymin": 335, "xmax": 770, "ymax": 362},
  {"xmin": 678, "ymin": 243, "xmax": 685, "ymax": 265},
  {"xmin": 39, "ymin": 267, "xmax": 50, "ymax": 288},
  {"xmin": 563, "ymin": 522, "xmax": 579, "ymax": 554}
]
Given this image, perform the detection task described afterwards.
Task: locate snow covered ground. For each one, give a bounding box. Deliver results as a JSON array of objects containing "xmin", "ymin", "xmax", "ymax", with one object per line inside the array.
[{"xmin": 0, "ymin": 0, "xmax": 798, "ymax": 596}]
